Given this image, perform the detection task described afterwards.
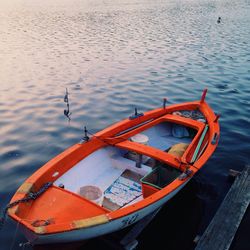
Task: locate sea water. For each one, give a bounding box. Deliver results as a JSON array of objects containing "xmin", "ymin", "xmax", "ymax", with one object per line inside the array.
[{"xmin": 0, "ymin": 0, "xmax": 249, "ymax": 249}]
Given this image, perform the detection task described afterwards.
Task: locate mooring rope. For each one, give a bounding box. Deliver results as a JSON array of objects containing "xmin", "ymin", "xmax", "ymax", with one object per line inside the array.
[
  {"xmin": 0, "ymin": 182, "xmax": 53, "ymax": 230},
  {"xmin": 9, "ymin": 220, "xmax": 20, "ymax": 250}
]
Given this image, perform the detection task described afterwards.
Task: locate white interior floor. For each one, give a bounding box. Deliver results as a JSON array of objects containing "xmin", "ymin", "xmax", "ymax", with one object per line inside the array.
[
  {"xmin": 54, "ymin": 147, "xmax": 151, "ymax": 195},
  {"xmin": 54, "ymin": 122, "xmax": 193, "ymax": 208},
  {"xmin": 142, "ymin": 122, "xmax": 192, "ymax": 150}
]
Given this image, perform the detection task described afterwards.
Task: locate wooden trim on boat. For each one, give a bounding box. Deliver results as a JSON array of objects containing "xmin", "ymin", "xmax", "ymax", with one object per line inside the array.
[
  {"xmin": 34, "ymin": 226, "xmax": 47, "ymax": 234},
  {"xmin": 17, "ymin": 182, "xmax": 35, "ymax": 194},
  {"xmin": 72, "ymin": 215, "xmax": 110, "ymax": 229},
  {"xmin": 116, "ymin": 140, "xmax": 181, "ymax": 169}
]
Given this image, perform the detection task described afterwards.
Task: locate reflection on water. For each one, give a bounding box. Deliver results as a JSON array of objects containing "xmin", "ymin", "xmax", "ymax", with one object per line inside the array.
[{"xmin": 0, "ymin": 0, "xmax": 250, "ymax": 249}]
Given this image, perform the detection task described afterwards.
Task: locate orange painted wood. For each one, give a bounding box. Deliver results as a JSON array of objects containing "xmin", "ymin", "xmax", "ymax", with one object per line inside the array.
[{"xmin": 8, "ymin": 99, "xmax": 220, "ymax": 235}]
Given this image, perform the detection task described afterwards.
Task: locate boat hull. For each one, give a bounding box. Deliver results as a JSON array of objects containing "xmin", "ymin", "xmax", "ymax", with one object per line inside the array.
[
  {"xmin": 8, "ymin": 94, "xmax": 220, "ymax": 245},
  {"xmin": 26, "ymin": 180, "xmax": 189, "ymax": 245}
]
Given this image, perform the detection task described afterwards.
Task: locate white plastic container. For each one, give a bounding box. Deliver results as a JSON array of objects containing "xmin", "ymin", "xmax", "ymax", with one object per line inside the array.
[
  {"xmin": 128, "ymin": 134, "xmax": 150, "ymax": 164},
  {"xmin": 78, "ymin": 185, "xmax": 104, "ymax": 205},
  {"xmin": 130, "ymin": 134, "xmax": 149, "ymax": 145}
]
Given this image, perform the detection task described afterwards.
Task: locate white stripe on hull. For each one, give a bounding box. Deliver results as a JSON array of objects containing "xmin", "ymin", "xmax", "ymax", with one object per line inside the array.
[{"xmin": 27, "ymin": 180, "xmax": 190, "ymax": 245}]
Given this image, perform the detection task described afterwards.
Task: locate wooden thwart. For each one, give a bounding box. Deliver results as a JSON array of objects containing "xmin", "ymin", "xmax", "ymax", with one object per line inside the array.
[{"xmin": 195, "ymin": 165, "xmax": 250, "ymax": 250}]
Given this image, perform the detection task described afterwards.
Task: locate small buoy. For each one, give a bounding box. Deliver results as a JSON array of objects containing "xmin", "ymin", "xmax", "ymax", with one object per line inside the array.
[{"xmin": 217, "ymin": 17, "xmax": 221, "ymax": 23}]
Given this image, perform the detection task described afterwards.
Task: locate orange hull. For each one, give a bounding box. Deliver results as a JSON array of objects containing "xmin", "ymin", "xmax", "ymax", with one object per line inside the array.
[{"xmin": 8, "ymin": 91, "xmax": 220, "ymax": 244}]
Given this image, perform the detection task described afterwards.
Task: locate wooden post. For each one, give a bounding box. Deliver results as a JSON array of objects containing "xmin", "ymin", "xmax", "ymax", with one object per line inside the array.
[{"xmin": 195, "ymin": 165, "xmax": 250, "ymax": 250}]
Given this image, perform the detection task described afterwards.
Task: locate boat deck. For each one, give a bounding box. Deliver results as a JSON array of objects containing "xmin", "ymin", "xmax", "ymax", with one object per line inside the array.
[{"xmin": 54, "ymin": 147, "xmax": 152, "ymax": 194}]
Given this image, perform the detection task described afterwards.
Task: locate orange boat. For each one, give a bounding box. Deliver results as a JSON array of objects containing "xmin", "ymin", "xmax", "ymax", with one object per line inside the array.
[{"xmin": 6, "ymin": 89, "xmax": 220, "ymax": 245}]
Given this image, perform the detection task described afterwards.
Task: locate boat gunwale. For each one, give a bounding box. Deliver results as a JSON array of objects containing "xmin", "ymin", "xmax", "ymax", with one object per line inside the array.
[
  {"xmin": 103, "ymin": 112, "xmax": 205, "ymax": 144},
  {"xmin": 95, "ymin": 101, "xmax": 201, "ymax": 139}
]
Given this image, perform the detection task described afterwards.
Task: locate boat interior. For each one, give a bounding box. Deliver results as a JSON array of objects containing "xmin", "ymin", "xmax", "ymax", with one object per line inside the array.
[{"xmin": 54, "ymin": 119, "xmax": 201, "ymax": 211}]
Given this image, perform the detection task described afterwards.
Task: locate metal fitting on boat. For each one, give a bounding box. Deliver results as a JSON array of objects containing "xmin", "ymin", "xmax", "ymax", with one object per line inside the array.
[
  {"xmin": 163, "ymin": 98, "xmax": 167, "ymax": 109},
  {"xmin": 79, "ymin": 126, "xmax": 90, "ymax": 144},
  {"xmin": 178, "ymin": 169, "xmax": 193, "ymax": 180},
  {"xmin": 129, "ymin": 108, "xmax": 144, "ymax": 120}
]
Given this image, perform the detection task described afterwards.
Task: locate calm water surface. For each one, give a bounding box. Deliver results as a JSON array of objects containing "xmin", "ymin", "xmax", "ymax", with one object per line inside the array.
[{"xmin": 0, "ymin": 0, "xmax": 249, "ymax": 249}]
